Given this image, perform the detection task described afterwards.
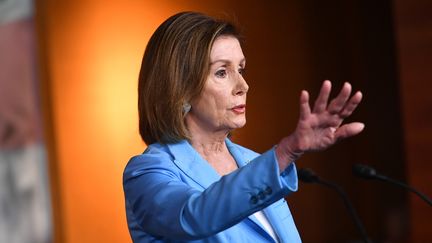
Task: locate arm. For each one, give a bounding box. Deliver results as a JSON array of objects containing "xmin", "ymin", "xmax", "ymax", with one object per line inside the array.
[{"xmin": 276, "ymin": 80, "xmax": 364, "ymax": 171}]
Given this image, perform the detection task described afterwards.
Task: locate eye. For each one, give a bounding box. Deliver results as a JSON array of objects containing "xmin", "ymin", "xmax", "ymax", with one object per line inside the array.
[
  {"xmin": 215, "ymin": 69, "xmax": 227, "ymax": 78},
  {"xmin": 238, "ymin": 67, "xmax": 246, "ymax": 76}
]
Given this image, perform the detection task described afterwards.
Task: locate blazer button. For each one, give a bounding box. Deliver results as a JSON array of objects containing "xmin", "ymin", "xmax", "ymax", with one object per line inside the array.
[
  {"xmin": 264, "ymin": 186, "xmax": 272, "ymax": 195},
  {"xmin": 258, "ymin": 191, "xmax": 265, "ymax": 200},
  {"xmin": 250, "ymin": 195, "xmax": 259, "ymax": 204}
]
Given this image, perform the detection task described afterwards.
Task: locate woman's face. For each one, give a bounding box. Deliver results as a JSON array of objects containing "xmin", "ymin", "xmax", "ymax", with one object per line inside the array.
[{"xmin": 186, "ymin": 36, "xmax": 249, "ymax": 135}]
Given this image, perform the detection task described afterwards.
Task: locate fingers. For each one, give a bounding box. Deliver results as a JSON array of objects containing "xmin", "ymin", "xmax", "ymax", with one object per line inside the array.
[
  {"xmin": 334, "ymin": 122, "xmax": 365, "ymax": 140},
  {"xmin": 339, "ymin": 91, "xmax": 362, "ymax": 118},
  {"xmin": 328, "ymin": 82, "xmax": 352, "ymax": 114},
  {"xmin": 312, "ymin": 81, "xmax": 362, "ymax": 119},
  {"xmin": 299, "ymin": 90, "xmax": 311, "ymax": 120},
  {"xmin": 313, "ymin": 80, "xmax": 331, "ymax": 113}
]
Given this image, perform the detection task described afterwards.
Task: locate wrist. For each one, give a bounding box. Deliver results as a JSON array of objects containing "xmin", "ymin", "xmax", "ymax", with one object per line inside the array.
[
  {"xmin": 275, "ymin": 136, "xmax": 304, "ymax": 170},
  {"xmin": 283, "ymin": 133, "xmax": 305, "ymax": 152}
]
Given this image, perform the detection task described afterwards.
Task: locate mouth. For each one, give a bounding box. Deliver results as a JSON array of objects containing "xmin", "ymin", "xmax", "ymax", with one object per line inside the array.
[{"xmin": 231, "ymin": 104, "xmax": 246, "ymax": 114}]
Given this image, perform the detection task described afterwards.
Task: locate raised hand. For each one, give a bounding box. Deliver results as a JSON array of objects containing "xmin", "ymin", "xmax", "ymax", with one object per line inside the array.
[{"xmin": 276, "ymin": 80, "xmax": 364, "ymax": 168}]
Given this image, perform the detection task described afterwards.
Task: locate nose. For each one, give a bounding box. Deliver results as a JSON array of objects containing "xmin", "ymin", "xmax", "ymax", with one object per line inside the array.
[{"xmin": 233, "ymin": 73, "xmax": 249, "ymax": 96}]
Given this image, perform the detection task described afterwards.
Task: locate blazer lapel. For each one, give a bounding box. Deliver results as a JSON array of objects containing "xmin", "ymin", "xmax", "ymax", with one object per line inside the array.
[
  {"xmin": 224, "ymin": 138, "xmax": 253, "ymax": 167},
  {"xmin": 226, "ymin": 139, "xmax": 278, "ymax": 242},
  {"xmin": 167, "ymin": 140, "xmax": 221, "ymax": 189},
  {"xmin": 262, "ymin": 200, "xmax": 291, "ymax": 242}
]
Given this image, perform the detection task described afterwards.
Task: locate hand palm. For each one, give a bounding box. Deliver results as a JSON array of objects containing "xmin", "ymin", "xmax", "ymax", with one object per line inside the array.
[
  {"xmin": 290, "ymin": 80, "xmax": 363, "ymax": 153},
  {"xmin": 296, "ymin": 114, "xmax": 339, "ymax": 152}
]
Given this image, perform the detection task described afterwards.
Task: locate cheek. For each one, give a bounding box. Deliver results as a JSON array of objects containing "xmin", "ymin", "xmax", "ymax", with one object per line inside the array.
[
  {"xmin": 192, "ymin": 95, "xmax": 221, "ymax": 120},
  {"xmin": 202, "ymin": 89, "xmax": 230, "ymax": 110}
]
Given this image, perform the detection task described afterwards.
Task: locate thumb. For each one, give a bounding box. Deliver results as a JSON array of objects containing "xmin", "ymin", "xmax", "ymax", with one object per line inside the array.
[{"xmin": 335, "ymin": 122, "xmax": 365, "ymax": 140}]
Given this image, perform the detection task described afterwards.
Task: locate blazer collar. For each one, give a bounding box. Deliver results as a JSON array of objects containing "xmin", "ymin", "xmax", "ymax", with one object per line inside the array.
[
  {"xmin": 166, "ymin": 139, "xmax": 221, "ymax": 189},
  {"xmin": 225, "ymin": 138, "xmax": 255, "ymax": 167},
  {"xmin": 166, "ymin": 138, "xmax": 254, "ymax": 189}
]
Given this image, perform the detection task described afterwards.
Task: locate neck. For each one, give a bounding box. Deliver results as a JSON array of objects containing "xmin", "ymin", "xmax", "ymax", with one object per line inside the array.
[
  {"xmin": 186, "ymin": 117, "xmax": 230, "ymax": 158},
  {"xmin": 189, "ymin": 130, "xmax": 229, "ymax": 157}
]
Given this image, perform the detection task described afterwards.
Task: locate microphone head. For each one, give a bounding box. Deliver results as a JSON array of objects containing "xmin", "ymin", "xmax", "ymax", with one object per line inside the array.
[
  {"xmin": 352, "ymin": 164, "xmax": 378, "ymax": 179},
  {"xmin": 298, "ymin": 168, "xmax": 320, "ymax": 183}
]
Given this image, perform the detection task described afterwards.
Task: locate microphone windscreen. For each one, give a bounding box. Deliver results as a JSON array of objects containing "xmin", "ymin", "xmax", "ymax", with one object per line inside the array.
[
  {"xmin": 352, "ymin": 164, "xmax": 377, "ymax": 179},
  {"xmin": 298, "ymin": 168, "xmax": 319, "ymax": 183}
]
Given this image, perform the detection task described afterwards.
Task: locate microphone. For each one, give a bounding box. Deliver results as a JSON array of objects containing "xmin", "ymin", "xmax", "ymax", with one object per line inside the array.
[
  {"xmin": 298, "ymin": 168, "xmax": 373, "ymax": 243},
  {"xmin": 353, "ymin": 164, "xmax": 432, "ymax": 206}
]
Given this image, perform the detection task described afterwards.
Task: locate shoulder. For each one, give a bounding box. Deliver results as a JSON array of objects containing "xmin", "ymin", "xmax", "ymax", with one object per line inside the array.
[{"xmin": 123, "ymin": 142, "xmax": 178, "ymax": 183}]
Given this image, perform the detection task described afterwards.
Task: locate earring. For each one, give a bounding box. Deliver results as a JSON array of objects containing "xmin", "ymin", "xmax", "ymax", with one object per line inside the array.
[{"xmin": 183, "ymin": 103, "xmax": 191, "ymax": 114}]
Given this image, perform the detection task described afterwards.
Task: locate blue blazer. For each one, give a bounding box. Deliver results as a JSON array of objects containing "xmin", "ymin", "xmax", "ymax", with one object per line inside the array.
[{"xmin": 123, "ymin": 138, "xmax": 302, "ymax": 242}]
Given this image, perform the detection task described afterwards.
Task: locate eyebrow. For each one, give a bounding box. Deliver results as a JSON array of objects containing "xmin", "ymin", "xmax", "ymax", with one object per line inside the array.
[{"xmin": 210, "ymin": 58, "xmax": 246, "ymax": 66}]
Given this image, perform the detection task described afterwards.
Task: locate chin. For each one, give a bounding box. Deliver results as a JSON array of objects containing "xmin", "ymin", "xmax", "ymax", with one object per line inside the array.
[{"xmin": 232, "ymin": 118, "xmax": 246, "ymax": 129}]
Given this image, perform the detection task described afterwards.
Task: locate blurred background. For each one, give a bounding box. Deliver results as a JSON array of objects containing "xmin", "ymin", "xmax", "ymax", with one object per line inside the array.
[{"xmin": 0, "ymin": 0, "xmax": 430, "ymax": 242}]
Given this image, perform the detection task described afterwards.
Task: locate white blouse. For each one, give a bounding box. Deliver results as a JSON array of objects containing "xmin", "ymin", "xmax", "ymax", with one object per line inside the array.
[{"xmin": 253, "ymin": 210, "xmax": 279, "ymax": 242}]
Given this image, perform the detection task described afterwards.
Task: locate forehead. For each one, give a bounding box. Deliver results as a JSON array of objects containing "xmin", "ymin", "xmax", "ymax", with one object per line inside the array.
[{"xmin": 210, "ymin": 36, "xmax": 245, "ymax": 63}]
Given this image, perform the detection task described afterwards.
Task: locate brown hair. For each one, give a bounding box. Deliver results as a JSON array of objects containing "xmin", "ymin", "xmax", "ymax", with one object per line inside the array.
[{"xmin": 138, "ymin": 12, "xmax": 241, "ymax": 144}]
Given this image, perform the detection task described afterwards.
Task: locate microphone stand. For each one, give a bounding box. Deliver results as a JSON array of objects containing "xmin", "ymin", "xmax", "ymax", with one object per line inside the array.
[
  {"xmin": 298, "ymin": 168, "xmax": 373, "ymax": 243},
  {"xmin": 353, "ymin": 164, "xmax": 432, "ymax": 206}
]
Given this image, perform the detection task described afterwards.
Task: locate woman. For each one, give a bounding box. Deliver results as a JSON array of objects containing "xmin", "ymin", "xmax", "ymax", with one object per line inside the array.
[{"xmin": 123, "ymin": 12, "xmax": 364, "ymax": 242}]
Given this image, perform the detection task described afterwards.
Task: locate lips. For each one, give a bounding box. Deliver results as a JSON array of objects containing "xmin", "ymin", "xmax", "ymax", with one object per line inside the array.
[{"xmin": 231, "ymin": 104, "xmax": 246, "ymax": 114}]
